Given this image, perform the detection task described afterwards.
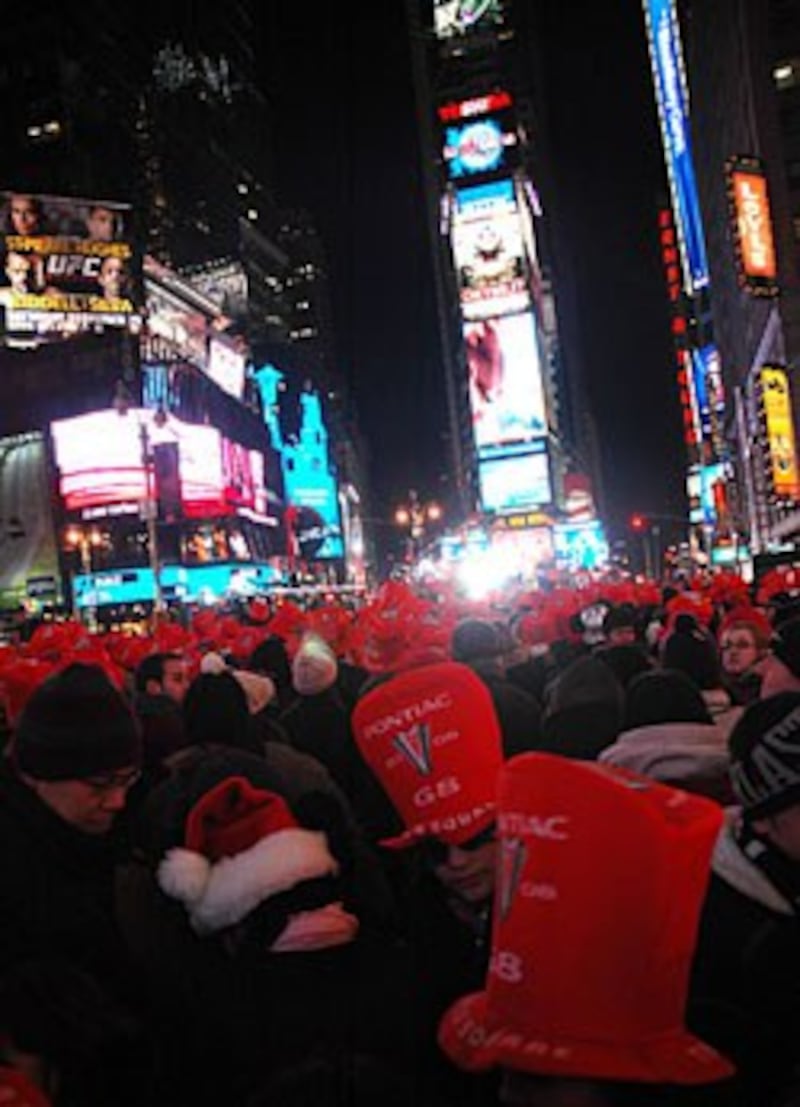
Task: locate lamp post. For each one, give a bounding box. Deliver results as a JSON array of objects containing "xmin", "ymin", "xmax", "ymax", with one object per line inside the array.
[
  {"xmin": 394, "ymin": 489, "xmax": 442, "ymax": 564},
  {"xmin": 113, "ymin": 380, "xmax": 166, "ymax": 621},
  {"xmin": 64, "ymin": 524, "xmax": 103, "ymax": 629}
]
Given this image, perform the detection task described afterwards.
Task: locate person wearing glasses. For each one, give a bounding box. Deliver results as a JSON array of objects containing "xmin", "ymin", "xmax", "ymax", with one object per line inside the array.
[
  {"xmin": 717, "ymin": 608, "xmax": 771, "ymax": 706},
  {"xmin": 0, "ymin": 662, "xmax": 146, "ymax": 1102}
]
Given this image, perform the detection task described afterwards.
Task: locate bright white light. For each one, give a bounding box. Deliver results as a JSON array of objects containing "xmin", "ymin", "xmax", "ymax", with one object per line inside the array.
[
  {"xmin": 237, "ymin": 183, "xmax": 249, "ymax": 194},
  {"xmin": 247, "ymin": 208, "xmax": 258, "ymax": 220},
  {"xmin": 456, "ymin": 545, "xmax": 512, "ymax": 599},
  {"xmin": 775, "ymin": 64, "xmax": 793, "ymax": 80}
]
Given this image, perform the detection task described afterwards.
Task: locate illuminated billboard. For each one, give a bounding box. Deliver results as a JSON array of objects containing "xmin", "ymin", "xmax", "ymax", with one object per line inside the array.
[
  {"xmin": 690, "ymin": 344, "xmax": 726, "ymax": 461},
  {"xmin": 726, "ymin": 156, "xmax": 779, "ymax": 295},
  {"xmin": 434, "ymin": 0, "xmax": 505, "ymax": 42},
  {"xmin": 73, "ymin": 561, "xmax": 283, "ymax": 610},
  {"xmin": 253, "ymin": 367, "xmax": 344, "ymax": 560},
  {"xmin": 643, "ymin": 0, "xmax": 709, "ymax": 293},
  {"xmin": 760, "ymin": 366, "xmax": 799, "ymax": 498},
  {"xmin": 51, "ymin": 409, "xmax": 273, "ymax": 522},
  {"xmin": 451, "ymin": 180, "xmax": 530, "ymax": 320},
  {"xmin": 0, "ymin": 432, "xmax": 61, "ymax": 608},
  {"xmin": 207, "ymin": 336, "xmax": 246, "ymax": 399},
  {"xmin": 144, "ymin": 279, "xmax": 209, "ymax": 366},
  {"xmin": 554, "ymin": 521, "xmax": 609, "ymax": 571},
  {"xmin": 465, "ymin": 311, "xmax": 548, "ymax": 455},
  {"xmin": 0, "ymin": 190, "xmax": 137, "ymax": 341},
  {"xmin": 478, "ymin": 444, "xmax": 552, "ymax": 514},
  {"xmin": 443, "ymin": 112, "xmax": 517, "ymax": 180}
]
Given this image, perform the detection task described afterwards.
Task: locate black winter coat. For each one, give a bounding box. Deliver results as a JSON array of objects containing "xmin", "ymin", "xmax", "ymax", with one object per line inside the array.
[{"xmin": 688, "ymin": 822, "xmax": 800, "ymax": 1106}]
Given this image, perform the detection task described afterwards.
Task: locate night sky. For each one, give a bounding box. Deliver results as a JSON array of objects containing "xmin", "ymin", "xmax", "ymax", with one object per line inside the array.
[{"xmin": 262, "ymin": 0, "xmax": 689, "ymax": 543}]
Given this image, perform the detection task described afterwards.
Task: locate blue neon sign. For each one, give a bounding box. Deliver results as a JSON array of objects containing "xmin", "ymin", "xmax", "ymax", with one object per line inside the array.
[
  {"xmin": 644, "ymin": 0, "xmax": 709, "ymax": 292},
  {"xmin": 253, "ymin": 366, "xmax": 344, "ymax": 560}
]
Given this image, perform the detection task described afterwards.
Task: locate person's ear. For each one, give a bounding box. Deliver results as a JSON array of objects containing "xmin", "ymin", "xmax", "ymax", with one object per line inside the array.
[{"xmin": 144, "ymin": 677, "xmax": 162, "ymax": 697}]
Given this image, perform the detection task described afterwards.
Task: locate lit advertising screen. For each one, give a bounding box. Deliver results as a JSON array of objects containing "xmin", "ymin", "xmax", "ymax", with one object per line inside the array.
[
  {"xmin": 690, "ymin": 344, "xmax": 726, "ymax": 459},
  {"xmin": 478, "ymin": 446, "xmax": 552, "ymax": 514},
  {"xmin": 252, "ymin": 366, "xmax": 344, "ymax": 561},
  {"xmin": 643, "ymin": 0, "xmax": 709, "ymax": 293},
  {"xmin": 221, "ymin": 437, "xmax": 270, "ymax": 522},
  {"xmin": 51, "ymin": 408, "xmax": 272, "ymax": 522},
  {"xmin": 443, "ymin": 112, "xmax": 517, "ymax": 180},
  {"xmin": 465, "ymin": 311, "xmax": 548, "ymax": 455},
  {"xmin": 492, "ymin": 525, "xmax": 555, "ymax": 570},
  {"xmin": 144, "ymin": 280, "xmax": 209, "ymax": 366},
  {"xmin": 73, "ymin": 561, "xmax": 283, "ymax": 609},
  {"xmin": 0, "ymin": 432, "xmax": 60, "ymax": 608},
  {"xmin": 0, "ymin": 190, "xmax": 137, "ymax": 341},
  {"xmin": 687, "ymin": 466, "xmax": 702, "ymax": 525},
  {"xmin": 51, "ymin": 409, "xmax": 226, "ymax": 517},
  {"xmin": 451, "ymin": 180, "xmax": 530, "ymax": 320},
  {"xmin": 699, "ymin": 462, "xmax": 725, "ymax": 525},
  {"xmin": 761, "ymin": 366, "xmax": 799, "ymax": 497},
  {"xmin": 727, "ymin": 157, "xmax": 778, "ymax": 294},
  {"xmin": 283, "ymin": 391, "xmax": 344, "ymax": 560},
  {"xmin": 554, "ymin": 521, "xmax": 610, "ymax": 571},
  {"xmin": 434, "ymin": 0, "xmax": 505, "ymax": 41},
  {"xmin": 207, "ymin": 336, "xmax": 246, "ymax": 399}
]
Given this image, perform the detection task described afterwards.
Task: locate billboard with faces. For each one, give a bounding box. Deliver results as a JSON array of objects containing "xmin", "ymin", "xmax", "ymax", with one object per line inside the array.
[
  {"xmin": 451, "ymin": 179, "xmax": 530, "ymax": 320},
  {"xmin": 0, "ymin": 190, "xmax": 137, "ymax": 341},
  {"xmin": 465, "ymin": 311, "xmax": 548, "ymax": 456}
]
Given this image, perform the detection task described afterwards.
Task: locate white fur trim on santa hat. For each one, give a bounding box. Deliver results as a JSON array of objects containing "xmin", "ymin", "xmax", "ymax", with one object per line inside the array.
[
  {"xmin": 158, "ymin": 848, "xmax": 213, "ymax": 907},
  {"xmin": 158, "ymin": 827, "xmax": 338, "ymax": 936}
]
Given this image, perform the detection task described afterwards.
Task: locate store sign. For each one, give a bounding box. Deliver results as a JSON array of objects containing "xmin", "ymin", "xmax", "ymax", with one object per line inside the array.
[
  {"xmin": 727, "ymin": 156, "xmax": 778, "ymax": 295},
  {"xmin": 761, "ymin": 366, "xmax": 799, "ymax": 498},
  {"xmin": 643, "ymin": 0, "xmax": 709, "ymax": 293}
]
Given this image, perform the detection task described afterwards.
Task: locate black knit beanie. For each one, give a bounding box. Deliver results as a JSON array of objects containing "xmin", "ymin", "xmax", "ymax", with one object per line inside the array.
[
  {"xmin": 728, "ymin": 691, "xmax": 800, "ymax": 819},
  {"xmin": 14, "ymin": 663, "xmax": 141, "ymax": 781},
  {"xmin": 661, "ymin": 613, "xmax": 722, "ymax": 691}
]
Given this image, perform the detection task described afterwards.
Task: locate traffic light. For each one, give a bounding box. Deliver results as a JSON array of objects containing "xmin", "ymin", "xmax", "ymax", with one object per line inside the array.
[{"xmin": 630, "ymin": 513, "xmax": 647, "ymax": 532}]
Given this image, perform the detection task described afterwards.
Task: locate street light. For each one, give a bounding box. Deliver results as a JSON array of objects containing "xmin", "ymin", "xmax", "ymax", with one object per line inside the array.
[
  {"xmin": 394, "ymin": 489, "xmax": 443, "ymax": 563},
  {"xmin": 64, "ymin": 524, "xmax": 103, "ymax": 629},
  {"xmin": 113, "ymin": 379, "xmax": 167, "ymax": 620}
]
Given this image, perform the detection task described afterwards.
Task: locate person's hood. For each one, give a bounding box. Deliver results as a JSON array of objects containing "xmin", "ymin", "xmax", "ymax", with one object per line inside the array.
[
  {"xmin": 599, "ymin": 721, "xmax": 729, "ymax": 782},
  {"xmin": 711, "ymin": 811, "xmax": 794, "ymax": 915}
]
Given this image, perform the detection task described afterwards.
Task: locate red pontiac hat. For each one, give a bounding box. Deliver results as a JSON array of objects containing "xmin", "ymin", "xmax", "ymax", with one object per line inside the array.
[
  {"xmin": 439, "ymin": 754, "xmax": 734, "ymax": 1086},
  {"xmin": 351, "ymin": 661, "xmax": 503, "ymax": 849}
]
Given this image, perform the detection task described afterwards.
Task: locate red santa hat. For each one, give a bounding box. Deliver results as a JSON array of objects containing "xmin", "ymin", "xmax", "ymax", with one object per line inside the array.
[
  {"xmin": 438, "ymin": 754, "xmax": 734, "ymax": 1086},
  {"xmin": 352, "ymin": 661, "xmax": 503, "ymax": 849},
  {"xmin": 157, "ymin": 775, "xmax": 357, "ymax": 949}
]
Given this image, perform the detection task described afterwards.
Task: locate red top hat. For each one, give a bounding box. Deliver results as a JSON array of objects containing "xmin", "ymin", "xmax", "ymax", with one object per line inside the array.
[
  {"xmin": 352, "ymin": 661, "xmax": 503, "ymax": 849},
  {"xmin": 439, "ymin": 754, "xmax": 734, "ymax": 1085}
]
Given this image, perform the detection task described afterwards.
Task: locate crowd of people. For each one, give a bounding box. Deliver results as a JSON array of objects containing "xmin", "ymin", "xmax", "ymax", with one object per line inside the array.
[{"xmin": 0, "ymin": 566, "xmax": 799, "ymax": 1106}]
